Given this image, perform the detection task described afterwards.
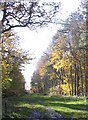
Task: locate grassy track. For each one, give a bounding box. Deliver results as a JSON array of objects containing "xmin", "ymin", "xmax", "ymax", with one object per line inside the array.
[{"xmin": 2, "ymin": 94, "xmax": 88, "ymax": 119}]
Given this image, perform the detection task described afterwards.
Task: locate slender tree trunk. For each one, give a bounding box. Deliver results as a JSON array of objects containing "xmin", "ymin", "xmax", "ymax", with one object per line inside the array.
[
  {"xmin": 0, "ymin": 21, "xmax": 2, "ymax": 120},
  {"xmin": 85, "ymin": 0, "xmax": 88, "ymax": 97},
  {"xmin": 58, "ymin": 70, "xmax": 61, "ymax": 95},
  {"xmin": 84, "ymin": 49, "xmax": 86, "ymax": 97},
  {"xmin": 74, "ymin": 64, "xmax": 77, "ymax": 96},
  {"xmin": 52, "ymin": 80, "xmax": 54, "ymax": 93},
  {"xmin": 80, "ymin": 62, "xmax": 83, "ymax": 96},
  {"xmin": 74, "ymin": 64, "xmax": 76, "ymax": 96},
  {"xmin": 70, "ymin": 65, "xmax": 73, "ymax": 96},
  {"xmin": 76, "ymin": 65, "xmax": 79, "ymax": 96},
  {"xmin": 60, "ymin": 68, "xmax": 63, "ymax": 95}
]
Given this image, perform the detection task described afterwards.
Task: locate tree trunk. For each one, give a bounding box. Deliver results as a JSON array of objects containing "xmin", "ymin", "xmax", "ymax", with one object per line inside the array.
[
  {"xmin": 76, "ymin": 65, "xmax": 79, "ymax": 96},
  {"xmin": 79, "ymin": 60, "xmax": 84, "ymax": 96},
  {"xmin": 74, "ymin": 64, "xmax": 78, "ymax": 96},
  {"xmin": 70, "ymin": 65, "xmax": 73, "ymax": 96},
  {"xmin": 83, "ymin": 50, "xmax": 86, "ymax": 97},
  {"xmin": 85, "ymin": 0, "xmax": 88, "ymax": 97}
]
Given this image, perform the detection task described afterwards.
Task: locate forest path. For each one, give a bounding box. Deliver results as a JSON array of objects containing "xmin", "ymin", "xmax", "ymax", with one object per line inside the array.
[
  {"xmin": 2, "ymin": 94, "xmax": 87, "ymax": 119},
  {"xmin": 27, "ymin": 99, "xmax": 72, "ymax": 120},
  {"xmin": 27, "ymin": 104, "xmax": 65, "ymax": 120}
]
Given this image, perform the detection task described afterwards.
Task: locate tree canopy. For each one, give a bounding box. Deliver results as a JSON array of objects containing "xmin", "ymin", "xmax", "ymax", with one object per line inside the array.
[
  {"xmin": 0, "ymin": 0, "xmax": 60, "ymax": 33},
  {"xmin": 31, "ymin": 5, "xmax": 88, "ymax": 96},
  {"xmin": 1, "ymin": 30, "xmax": 32, "ymax": 96}
]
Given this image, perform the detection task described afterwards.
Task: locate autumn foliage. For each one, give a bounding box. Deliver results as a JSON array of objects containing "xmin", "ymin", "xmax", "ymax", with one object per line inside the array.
[{"xmin": 31, "ymin": 10, "xmax": 88, "ymax": 96}]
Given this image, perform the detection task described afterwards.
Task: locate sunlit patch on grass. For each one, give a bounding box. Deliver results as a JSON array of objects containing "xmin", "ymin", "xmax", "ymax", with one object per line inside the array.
[
  {"xmin": 9, "ymin": 112, "xmax": 21, "ymax": 118},
  {"xmin": 15, "ymin": 103, "xmax": 31, "ymax": 108},
  {"xmin": 2, "ymin": 94, "xmax": 88, "ymax": 119}
]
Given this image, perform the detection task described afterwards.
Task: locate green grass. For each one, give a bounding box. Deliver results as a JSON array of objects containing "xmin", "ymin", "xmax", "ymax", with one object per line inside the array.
[{"xmin": 2, "ymin": 93, "xmax": 88, "ymax": 119}]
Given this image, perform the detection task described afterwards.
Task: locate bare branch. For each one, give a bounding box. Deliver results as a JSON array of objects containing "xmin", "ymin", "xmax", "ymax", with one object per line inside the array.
[{"xmin": 1, "ymin": 1, "xmax": 61, "ymax": 33}]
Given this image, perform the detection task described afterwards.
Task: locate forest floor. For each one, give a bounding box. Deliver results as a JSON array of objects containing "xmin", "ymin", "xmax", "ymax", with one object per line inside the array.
[{"xmin": 2, "ymin": 93, "xmax": 88, "ymax": 119}]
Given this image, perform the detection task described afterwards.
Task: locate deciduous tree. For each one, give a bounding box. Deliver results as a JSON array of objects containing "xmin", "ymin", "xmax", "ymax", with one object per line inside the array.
[{"xmin": 0, "ymin": 1, "xmax": 60, "ymax": 33}]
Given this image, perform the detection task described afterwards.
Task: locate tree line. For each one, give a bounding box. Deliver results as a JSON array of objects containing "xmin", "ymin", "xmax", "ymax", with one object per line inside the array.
[
  {"xmin": 0, "ymin": 0, "xmax": 88, "ymax": 97},
  {"xmin": 31, "ymin": 4, "xmax": 88, "ymax": 97},
  {"xmin": 0, "ymin": 0, "xmax": 60, "ymax": 96},
  {"xmin": 1, "ymin": 30, "xmax": 31, "ymax": 96}
]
